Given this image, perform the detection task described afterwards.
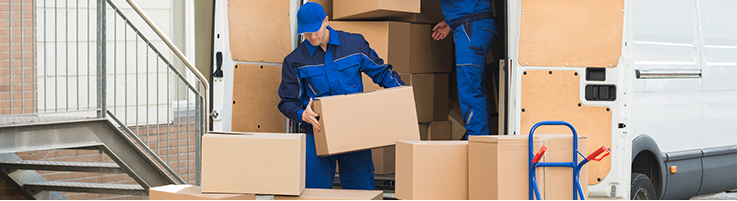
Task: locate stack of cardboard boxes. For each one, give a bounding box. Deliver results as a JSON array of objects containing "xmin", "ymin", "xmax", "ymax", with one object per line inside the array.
[
  {"xmin": 326, "ymin": 0, "xmax": 454, "ymax": 175},
  {"xmin": 394, "ymin": 135, "xmax": 589, "ymax": 200},
  {"xmin": 149, "ymin": 87, "xmax": 421, "ymax": 200}
]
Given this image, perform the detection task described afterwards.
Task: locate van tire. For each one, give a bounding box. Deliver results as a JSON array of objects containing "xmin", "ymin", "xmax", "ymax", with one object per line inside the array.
[{"xmin": 631, "ymin": 173, "xmax": 657, "ymax": 200}]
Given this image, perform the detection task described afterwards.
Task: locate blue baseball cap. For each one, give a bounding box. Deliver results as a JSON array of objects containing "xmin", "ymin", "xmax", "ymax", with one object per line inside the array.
[{"xmin": 297, "ymin": 2, "xmax": 327, "ymax": 34}]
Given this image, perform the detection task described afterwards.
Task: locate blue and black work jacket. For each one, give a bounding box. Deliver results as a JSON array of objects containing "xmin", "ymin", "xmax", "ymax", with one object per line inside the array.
[{"xmin": 278, "ymin": 26, "xmax": 405, "ymax": 134}]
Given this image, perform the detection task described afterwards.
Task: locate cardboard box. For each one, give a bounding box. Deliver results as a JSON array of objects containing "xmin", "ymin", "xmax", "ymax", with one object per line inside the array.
[
  {"xmin": 468, "ymin": 135, "xmax": 587, "ymax": 200},
  {"xmin": 312, "ymin": 86, "xmax": 420, "ymax": 156},
  {"xmin": 202, "ymin": 132, "xmax": 305, "ymax": 196},
  {"xmin": 407, "ymin": 23, "xmax": 454, "ymax": 73},
  {"xmin": 392, "ymin": 0, "xmax": 444, "ymax": 23},
  {"xmin": 149, "ymin": 185, "xmax": 255, "ymax": 200},
  {"xmin": 541, "ymin": 135, "xmax": 588, "ymax": 200},
  {"xmin": 329, "ymin": 21, "xmax": 453, "ymax": 74},
  {"xmin": 396, "ymin": 141, "xmax": 468, "ymax": 200},
  {"xmin": 372, "ymin": 146, "xmax": 396, "ymax": 175},
  {"xmin": 419, "ymin": 121, "xmax": 451, "ymax": 140},
  {"xmin": 448, "ymin": 110, "xmax": 466, "ymax": 140},
  {"xmin": 275, "ymin": 188, "xmax": 383, "ymax": 200},
  {"xmin": 424, "ymin": 121, "xmax": 452, "ymax": 140},
  {"xmin": 228, "ymin": 0, "xmax": 291, "ymax": 63},
  {"xmin": 398, "ymin": 73, "xmax": 449, "ymax": 122},
  {"xmin": 231, "ymin": 64, "xmax": 286, "ymax": 133},
  {"xmin": 333, "ymin": 0, "xmax": 420, "ymax": 20}
]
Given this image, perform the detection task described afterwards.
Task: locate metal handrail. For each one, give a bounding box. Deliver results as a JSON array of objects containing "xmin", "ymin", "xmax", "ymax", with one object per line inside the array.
[
  {"xmin": 122, "ymin": 0, "xmax": 210, "ymax": 134},
  {"xmin": 123, "ymin": 0, "xmax": 209, "ymax": 90}
]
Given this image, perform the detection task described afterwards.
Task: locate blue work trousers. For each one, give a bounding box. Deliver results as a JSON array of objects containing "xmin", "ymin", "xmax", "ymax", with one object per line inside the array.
[
  {"xmin": 453, "ymin": 18, "xmax": 496, "ymax": 137},
  {"xmin": 305, "ymin": 134, "xmax": 375, "ymax": 190}
]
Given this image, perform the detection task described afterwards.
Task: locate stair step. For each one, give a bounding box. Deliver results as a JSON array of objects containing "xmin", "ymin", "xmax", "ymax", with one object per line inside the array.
[
  {"xmin": 0, "ymin": 160, "xmax": 126, "ymax": 174},
  {"xmin": 0, "ymin": 115, "xmax": 91, "ymax": 126},
  {"xmin": 24, "ymin": 181, "xmax": 146, "ymax": 195}
]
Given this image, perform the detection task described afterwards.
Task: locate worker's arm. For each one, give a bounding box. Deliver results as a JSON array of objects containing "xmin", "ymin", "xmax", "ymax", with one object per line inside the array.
[
  {"xmin": 432, "ymin": 20, "xmax": 451, "ymax": 41},
  {"xmin": 277, "ymin": 59, "xmax": 308, "ymax": 124},
  {"xmin": 357, "ymin": 35, "xmax": 406, "ymax": 88}
]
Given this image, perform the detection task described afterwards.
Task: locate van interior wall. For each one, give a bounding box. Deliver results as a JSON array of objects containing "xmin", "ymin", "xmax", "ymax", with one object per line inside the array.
[{"xmin": 448, "ymin": 0, "xmax": 506, "ymax": 136}]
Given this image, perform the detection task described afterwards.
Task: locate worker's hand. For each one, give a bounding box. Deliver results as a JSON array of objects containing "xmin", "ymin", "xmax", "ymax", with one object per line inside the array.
[
  {"xmin": 302, "ymin": 98, "xmax": 321, "ymax": 132},
  {"xmin": 432, "ymin": 21, "xmax": 451, "ymax": 41}
]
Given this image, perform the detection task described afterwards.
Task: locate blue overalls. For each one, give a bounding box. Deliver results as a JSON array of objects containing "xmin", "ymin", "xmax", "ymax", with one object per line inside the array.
[
  {"xmin": 440, "ymin": 0, "xmax": 498, "ymax": 137},
  {"xmin": 278, "ymin": 26, "xmax": 405, "ymax": 190}
]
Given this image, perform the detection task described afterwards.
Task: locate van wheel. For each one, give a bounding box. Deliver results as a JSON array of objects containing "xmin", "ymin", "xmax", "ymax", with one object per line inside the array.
[{"xmin": 631, "ymin": 173, "xmax": 657, "ymax": 200}]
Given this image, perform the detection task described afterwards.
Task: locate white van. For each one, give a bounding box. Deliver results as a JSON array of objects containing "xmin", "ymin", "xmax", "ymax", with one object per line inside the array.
[
  {"xmin": 502, "ymin": 0, "xmax": 737, "ymax": 199},
  {"xmin": 210, "ymin": 0, "xmax": 737, "ymax": 199}
]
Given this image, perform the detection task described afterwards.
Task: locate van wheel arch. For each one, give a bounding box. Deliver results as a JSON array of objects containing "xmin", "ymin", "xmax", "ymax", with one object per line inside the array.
[{"xmin": 632, "ymin": 135, "xmax": 667, "ymax": 200}]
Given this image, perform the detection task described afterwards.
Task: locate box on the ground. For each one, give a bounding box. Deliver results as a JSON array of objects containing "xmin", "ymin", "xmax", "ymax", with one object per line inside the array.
[
  {"xmin": 541, "ymin": 135, "xmax": 589, "ymax": 200},
  {"xmin": 312, "ymin": 86, "xmax": 420, "ymax": 156},
  {"xmin": 329, "ymin": 21, "xmax": 453, "ymax": 74},
  {"xmin": 396, "ymin": 141, "xmax": 468, "ymax": 200},
  {"xmin": 468, "ymin": 135, "xmax": 587, "ymax": 200},
  {"xmin": 372, "ymin": 146, "xmax": 396, "ymax": 175},
  {"xmin": 398, "ymin": 73, "xmax": 449, "ymax": 122},
  {"xmin": 333, "ymin": 0, "xmax": 420, "ymax": 20},
  {"xmin": 202, "ymin": 132, "xmax": 305, "ymax": 196},
  {"xmin": 275, "ymin": 188, "xmax": 383, "ymax": 200},
  {"xmin": 149, "ymin": 185, "xmax": 255, "ymax": 200},
  {"xmin": 228, "ymin": 0, "xmax": 291, "ymax": 63}
]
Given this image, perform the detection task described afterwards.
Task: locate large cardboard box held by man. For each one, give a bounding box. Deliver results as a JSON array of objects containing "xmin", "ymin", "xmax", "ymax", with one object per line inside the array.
[
  {"xmin": 149, "ymin": 185, "xmax": 255, "ymax": 200},
  {"xmin": 312, "ymin": 86, "xmax": 420, "ymax": 156},
  {"xmin": 201, "ymin": 132, "xmax": 305, "ymax": 196},
  {"xmin": 396, "ymin": 141, "xmax": 468, "ymax": 200},
  {"xmin": 468, "ymin": 135, "xmax": 587, "ymax": 200},
  {"xmin": 275, "ymin": 188, "xmax": 383, "ymax": 200}
]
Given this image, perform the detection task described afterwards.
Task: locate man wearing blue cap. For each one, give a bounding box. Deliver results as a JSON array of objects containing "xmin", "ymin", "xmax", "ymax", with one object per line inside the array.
[
  {"xmin": 278, "ymin": 2, "xmax": 405, "ymax": 190},
  {"xmin": 431, "ymin": 0, "xmax": 497, "ymax": 139}
]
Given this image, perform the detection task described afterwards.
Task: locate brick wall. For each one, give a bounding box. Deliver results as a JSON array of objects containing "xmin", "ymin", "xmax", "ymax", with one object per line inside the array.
[
  {"xmin": 1, "ymin": 0, "xmax": 36, "ymax": 199},
  {"xmin": 0, "ymin": 0, "xmax": 36, "ymax": 116}
]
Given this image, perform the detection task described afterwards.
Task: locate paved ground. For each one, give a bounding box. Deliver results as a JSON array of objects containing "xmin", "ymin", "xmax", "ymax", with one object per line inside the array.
[{"xmin": 691, "ymin": 191, "xmax": 737, "ymax": 200}]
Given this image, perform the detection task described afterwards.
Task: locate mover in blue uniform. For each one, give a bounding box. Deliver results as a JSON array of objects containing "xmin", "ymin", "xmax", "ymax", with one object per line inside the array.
[
  {"xmin": 432, "ymin": 0, "xmax": 498, "ymax": 138},
  {"xmin": 277, "ymin": 2, "xmax": 405, "ymax": 190}
]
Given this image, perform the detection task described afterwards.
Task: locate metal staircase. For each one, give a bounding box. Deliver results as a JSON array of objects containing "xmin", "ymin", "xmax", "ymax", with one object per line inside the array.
[
  {"xmin": 0, "ymin": 0, "xmax": 208, "ymax": 199},
  {"xmin": 0, "ymin": 116, "xmax": 183, "ymax": 199}
]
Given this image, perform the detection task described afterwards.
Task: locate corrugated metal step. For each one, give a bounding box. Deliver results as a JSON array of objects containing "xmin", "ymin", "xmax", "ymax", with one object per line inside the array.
[
  {"xmin": 0, "ymin": 160, "xmax": 126, "ymax": 174},
  {"xmin": 24, "ymin": 181, "xmax": 146, "ymax": 195},
  {"xmin": 0, "ymin": 115, "xmax": 91, "ymax": 126}
]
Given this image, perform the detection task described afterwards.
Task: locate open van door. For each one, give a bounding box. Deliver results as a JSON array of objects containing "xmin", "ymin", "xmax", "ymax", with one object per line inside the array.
[{"xmin": 505, "ymin": 0, "xmax": 634, "ymax": 199}]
